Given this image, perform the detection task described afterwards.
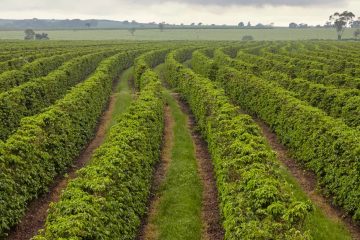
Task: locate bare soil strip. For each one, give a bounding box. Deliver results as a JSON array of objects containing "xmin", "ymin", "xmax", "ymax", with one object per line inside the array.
[
  {"xmin": 253, "ymin": 117, "xmax": 360, "ymax": 240},
  {"xmin": 6, "ymin": 80, "xmax": 122, "ymax": 240},
  {"xmin": 138, "ymin": 105, "xmax": 174, "ymax": 240},
  {"xmin": 173, "ymin": 93, "xmax": 224, "ymax": 240}
]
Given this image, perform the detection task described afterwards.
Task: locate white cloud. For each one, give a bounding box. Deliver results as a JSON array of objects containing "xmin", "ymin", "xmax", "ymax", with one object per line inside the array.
[{"xmin": 0, "ymin": 0, "xmax": 358, "ymax": 26}]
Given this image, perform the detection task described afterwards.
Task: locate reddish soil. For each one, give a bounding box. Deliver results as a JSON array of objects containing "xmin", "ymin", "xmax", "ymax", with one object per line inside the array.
[
  {"xmin": 138, "ymin": 106, "xmax": 174, "ymax": 240},
  {"xmin": 174, "ymin": 93, "xmax": 224, "ymax": 240},
  {"xmin": 253, "ymin": 117, "xmax": 360, "ymax": 240},
  {"xmin": 6, "ymin": 82, "xmax": 121, "ymax": 240}
]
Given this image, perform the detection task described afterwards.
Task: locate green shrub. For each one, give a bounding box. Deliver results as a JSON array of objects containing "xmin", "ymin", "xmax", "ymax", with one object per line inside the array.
[
  {"xmin": 164, "ymin": 48, "xmax": 312, "ymax": 239},
  {"xmin": 0, "ymin": 50, "xmax": 139, "ymax": 236},
  {"xmin": 215, "ymin": 66, "xmax": 360, "ymax": 221},
  {"xmin": 33, "ymin": 52, "xmax": 164, "ymax": 240},
  {"xmin": 0, "ymin": 51, "xmax": 112, "ymax": 140}
]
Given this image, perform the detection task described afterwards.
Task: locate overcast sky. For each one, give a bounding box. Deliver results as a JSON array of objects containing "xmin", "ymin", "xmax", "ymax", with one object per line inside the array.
[{"xmin": 0, "ymin": 0, "xmax": 359, "ymax": 26}]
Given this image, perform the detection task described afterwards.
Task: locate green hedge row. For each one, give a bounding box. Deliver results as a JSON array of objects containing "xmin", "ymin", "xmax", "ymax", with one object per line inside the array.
[
  {"xmin": 214, "ymin": 66, "xmax": 360, "ymax": 222},
  {"xmin": 215, "ymin": 49, "xmax": 360, "ymax": 129},
  {"xmin": 270, "ymin": 48, "xmax": 360, "ymax": 77},
  {"xmin": 191, "ymin": 49, "xmax": 219, "ymax": 80},
  {"xmin": 0, "ymin": 50, "xmax": 115, "ymax": 141},
  {"xmin": 0, "ymin": 50, "xmax": 65, "ymax": 73},
  {"xmin": 33, "ymin": 54, "xmax": 164, "ymax": 239},
  {"xmin": 252, "ymin": 47, "xmax": 360, "ymax": 89},
  {"xmin": 165, "ymin": 48, "xmax": 312, "ymax": 239},
  {"xmin": 0, "ymin": 50, "xmax": 140, "ymax": 237},
  {"xmin": 193, "ymin": 48, "xmax": 360, "ymax": 221},
  {"xmin": 134, "ymin": 48, "xmax": 170, "ymax": 89},
  {"xmin": 259, "ymin": 42, "xmax": 360, "ymax": 75},
  {"xmin": 238, "ymin": 50, "xmax": 360, "ymax": 89},
  {"xmin": 261, "ymin": 71, "xmax": 360, "ymax": 129},
  {"xmin": 0, "ymin": 52, "xmax": 84, "ymax": 93}
]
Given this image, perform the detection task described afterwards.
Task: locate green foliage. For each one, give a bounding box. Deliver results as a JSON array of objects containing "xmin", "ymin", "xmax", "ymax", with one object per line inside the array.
[
  {"xmin": 152, "ymin": 89, "xmax": 203, "ymax": 240},
  {"xmin": 215, "ymin": 66, "xmax": 360, "ymax": 222},
  {"xmin": 261, "ymin": 71, "xmax": 360, "ymax": 129},
  {"xmin": 0, "ymin": 51, "xmax": 111, "ymax": 141},
  {"xmin": 164, "ymin": 48, "xmax": 312, "ymax": 239},
  {"xmin": 33, "ymin": 54, "xmax": 164, "ymax": 239},
  {"xmin": 197, "ymin": 44, "xmax": 360, "ymax": 221},
  {"xmin": 0, "ymin": 52, "xmax": 84, "ymax": 93},
  {"xmin": 191, "ymin": 49, "xmax": 218, "ymax": 80},
  {"xmin": 134, "ymin": 49, "xmax": 170, "ymax": 89},
  {"xmin": 0, "ymin": 51, "xmax": 139, "ymax": 237},
  {"xmin": 0, "ymin": 50, "xmax": 65, "ymax": 73},
  {"xmin": 222, "ymin": 48, "xmax": 360, "ymax": 128}
]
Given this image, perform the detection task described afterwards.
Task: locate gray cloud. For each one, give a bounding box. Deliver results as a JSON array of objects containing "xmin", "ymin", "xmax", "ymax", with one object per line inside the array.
[
  {"xmin": 0, "ymin": 0, "xmax": 356, "ymax": 26},
  {"xmin": 0, "ymin": 0, "xmax": 346, "ymax": 10},
  {"xmin": 146, "ymin": 0, "xmax": 343, "ymax": 6}
]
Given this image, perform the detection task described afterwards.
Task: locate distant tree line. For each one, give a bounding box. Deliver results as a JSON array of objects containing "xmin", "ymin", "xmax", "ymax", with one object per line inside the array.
[
  {"xmin": 288, "ymin": 23, "xmax": 309, "ymax": 28},
  {"xmin": 288, "ymin": 11, "xmax": 359, "ymax": 40},
  {"xmin": 24, "ymin": 29, "xmax": 49, "ymax": 40},
  {"xmin": 238, "ymin": 21, "xmax": 273, "ymax": 29},
  {"xmin": 0, "ymin": 18, "xmax": 277, "ymax": 31}
]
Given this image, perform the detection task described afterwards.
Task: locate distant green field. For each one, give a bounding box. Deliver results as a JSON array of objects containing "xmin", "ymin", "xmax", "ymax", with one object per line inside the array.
[{"xmin": 0, "ymin": 28, "xmax": 358, "ymax": 41}]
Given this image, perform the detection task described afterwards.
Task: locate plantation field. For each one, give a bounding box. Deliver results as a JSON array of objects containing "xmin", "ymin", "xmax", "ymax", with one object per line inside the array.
[
  {"xmin": 0, "ymin": 40, "xmax": 359, "ymax": 240},
  {"xmin": 0, "ymin": 27, "xmax": 359, "ymax": 40}
]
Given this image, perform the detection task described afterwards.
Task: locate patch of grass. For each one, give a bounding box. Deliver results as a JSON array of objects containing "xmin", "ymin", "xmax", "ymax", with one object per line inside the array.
[
  {"xmin": 0, "ymin": 28, "xmax": 358, "ymax": 41},
  {"xmin": 107, "ymin": 67, "xmax": 134, "ymax": 132},
  {"xmin": 147, "ymin": 65, "xmax": 203, "ymax": 240},
  {"xmin": 152, "ymin": 89, "xmax": 202, "ymax": 240},
  {"xmin": 277, "ymin": 164, "xmax": 352, "ymax": 240}
]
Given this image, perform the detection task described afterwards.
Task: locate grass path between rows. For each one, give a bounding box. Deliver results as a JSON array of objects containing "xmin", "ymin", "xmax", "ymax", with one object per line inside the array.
[
  {"xmin": 138, "ymin": 63, "xmax": 226, "ymax": 240},
  {"xmin": 140, "ymin": 88, "xmax": 203, "ymax": 240},
  {"xmin": 107, "ymin": 66, "xmax": 135, "ymax": 132}
]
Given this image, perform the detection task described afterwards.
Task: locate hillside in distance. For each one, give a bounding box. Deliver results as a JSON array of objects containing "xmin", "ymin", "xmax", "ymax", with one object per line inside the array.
[
  {"xmin": 0, "ymin": 18, "xmax": 161, "ymax": 29},
  {"xmin": 0, "ymin": 18, "xmax": 259, "ymax": 30}
]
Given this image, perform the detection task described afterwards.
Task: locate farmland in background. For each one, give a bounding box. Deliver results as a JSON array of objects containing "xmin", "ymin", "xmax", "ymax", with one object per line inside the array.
[{"xmin": 0, "ymin": 28, "xmax": 359, "ymax": 40}]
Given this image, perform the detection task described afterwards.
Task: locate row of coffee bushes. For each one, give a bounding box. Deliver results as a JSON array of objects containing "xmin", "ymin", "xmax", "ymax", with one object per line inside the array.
[
  {"xmin": 274, "ymin": 47, "xmax": 360, "ymax": 77},
  {"xmin": 191, "ymin": 49, "xmax": 219, "ymax": 81},
  {"xmin": 165, "ymin": 48, "xmax": 312, "ymax": 239},
  {"xmin": 0, "ymin": 50, "xmax": 117, "ymax": 141},
  {"xmin": 193, "ymin": 49, "xmax": 360, "ymax": 220},
  {"xmin": 134, "ymin": 48, "xmax": 170, "ymax": 89},
  {"xmin": 192, "ymin": 50, "xmax": 360, "ymax": 221},
  {"xmin": 260, "ymin": 71, "xmax": 360, "ymax": 129},
  {"xmin": 33, "ymin": 51, "xmax": 164, "ymax": 239},
  {"xmin": 0, "ymin": 51, "xmax": 86, "ymax": 93},
  {"xmin": 215, "ymin": 48, "xmax": 360, "ymax": 129},
  {"xmin": 0, "ymin": 50, "xmax": 141, "ymax": 237},
  {"xmin": 0, "ymin": 51, "xmax": 37, "ymax": 62},
  {"xmin": 262, "ymin": 41, "xmax": 360, "ymax": 72},
  {"xmin": 0, "ymin": 49, "xmax": 67, "ymax": 73},
  {"xmin": 253, "ymin": 48, "xmax": 360, "ymax": 89}
]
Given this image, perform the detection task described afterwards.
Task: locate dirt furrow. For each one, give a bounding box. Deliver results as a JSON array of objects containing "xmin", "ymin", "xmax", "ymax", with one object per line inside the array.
[
  {"xmin": 6, "ymin": 82, "xmax": 121, "ymax": 240},
  {"xmin": 253, "ymin": 117, "xmax": 360, "ymax": 240}
]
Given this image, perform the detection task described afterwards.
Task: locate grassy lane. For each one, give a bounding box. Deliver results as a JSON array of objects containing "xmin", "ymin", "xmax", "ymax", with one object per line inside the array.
[
  {"xmin": 139, "ymin": 65, "xmax": 204, "ymax": 240},
  {"xmin": 106, "ymin": 66, "xmax": 134, "ymax": 132},
  {"xmin": 148, "ymin": 89, "xmax": 203, "ymax": 240}
]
